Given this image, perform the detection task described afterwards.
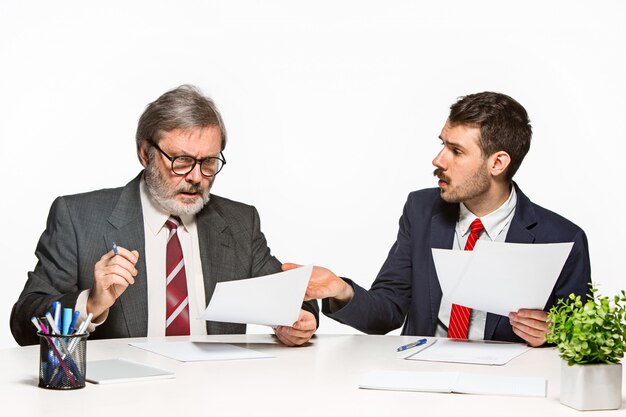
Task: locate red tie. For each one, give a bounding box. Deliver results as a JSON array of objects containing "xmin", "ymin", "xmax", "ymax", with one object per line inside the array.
[
  {"xmin": 165, "ymin": 216, "xmax": 190, "ymax": 336},
  {"xmin": 447, "ymin": 218, "xmax": 484, "ymax": 339}
]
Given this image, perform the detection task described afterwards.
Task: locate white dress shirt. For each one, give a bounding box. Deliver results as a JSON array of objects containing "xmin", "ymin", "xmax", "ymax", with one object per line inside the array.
[
  {"xmin": 76, "ymin": 177, "xmax": 208, "ymax": 336},
  {"xmin": 139, "ymin": 179, "xmax": 208, "ymax": 336},
  {"xmin": 434, "ymin": 186, "xmax": 517, "ymax": 339}
]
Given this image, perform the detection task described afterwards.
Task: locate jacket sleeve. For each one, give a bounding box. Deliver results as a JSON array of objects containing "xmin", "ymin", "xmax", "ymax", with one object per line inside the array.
[
  {"xmin": 10, "ymin": 197, "xmax": 83, "ymax": 346},
  {"xmin": 323, "ymin": 196, "xmax": 415, "ymax": 334},
  {"xmin": 548, "ymin": 228, "xmax": 592, "ymax": 307}
]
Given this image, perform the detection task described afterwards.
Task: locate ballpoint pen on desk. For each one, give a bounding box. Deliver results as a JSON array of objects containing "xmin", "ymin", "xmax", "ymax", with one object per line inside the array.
[{"xmin": 397, "ymin": 338, "xmax": 428, "ymax": 352}]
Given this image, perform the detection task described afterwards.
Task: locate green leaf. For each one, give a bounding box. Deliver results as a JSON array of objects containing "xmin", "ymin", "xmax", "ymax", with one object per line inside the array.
[{"xmin": 550, "ymin": 283, "xmax": 626, "ymax": 364}]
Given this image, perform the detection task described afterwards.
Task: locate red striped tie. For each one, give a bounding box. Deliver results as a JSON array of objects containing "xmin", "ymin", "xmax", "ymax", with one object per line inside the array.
[
  {"xmin": 165, "ymin": 216, "xmax": 190, "ymax": 336},
  {"xmin": 447, "ymin": 218, "xmax": 484, "ymax": 339}
]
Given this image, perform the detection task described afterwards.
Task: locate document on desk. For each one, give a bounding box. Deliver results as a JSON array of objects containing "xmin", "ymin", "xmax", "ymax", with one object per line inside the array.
[
  {"xmin": 405, "ymin": 339, "xmax": 531, "ymax": 365},
  {"xmin": 359, "ymin": 370, "xmax": 546, "ymax": 397},
  {"xmin": 432, "ymin": 241, "xmax": 574, "ymax": 316},
  {"xmin": 129, "ymin": 341, "xmax": 274, "ymax": 362},
  {"xmin": 86, "ymin": 358, "xmax": 175, "ymax": 384},
  {"xmin": 199, "ymin": 265, "xmax": 312, "ymax": 327}
]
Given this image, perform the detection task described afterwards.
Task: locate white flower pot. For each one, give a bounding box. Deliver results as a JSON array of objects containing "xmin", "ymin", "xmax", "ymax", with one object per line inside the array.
[{"xmin": 560, "ymin": 360, "xmax": 623, "ymax": 410}]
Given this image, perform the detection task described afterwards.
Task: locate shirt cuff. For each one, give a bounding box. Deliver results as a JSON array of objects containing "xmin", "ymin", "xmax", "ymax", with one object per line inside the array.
[{"xmin": 75, "ymin": 289, "xmax": 109, "ymax": 333}]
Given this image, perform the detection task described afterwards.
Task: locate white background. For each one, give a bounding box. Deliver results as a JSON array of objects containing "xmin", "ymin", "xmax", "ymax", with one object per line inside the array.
[{"xmin": 1, "ymin": 1, "xmax": 624, "ymax": 349}]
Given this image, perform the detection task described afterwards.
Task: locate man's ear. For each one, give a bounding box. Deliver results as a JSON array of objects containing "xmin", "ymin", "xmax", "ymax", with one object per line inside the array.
[
  {"xmin": 138, "ymin": 141, "xmax": 149, "ymax": 168},
  {"xmin": 489, "ymin": 151, "xmax": 511, "ymax": 178}
]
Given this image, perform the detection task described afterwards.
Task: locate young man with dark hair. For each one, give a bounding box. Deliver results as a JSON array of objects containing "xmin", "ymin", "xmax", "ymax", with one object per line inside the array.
[{"xmin": 285, "ymin": 92, "xmax": 590, "ymax": 347}]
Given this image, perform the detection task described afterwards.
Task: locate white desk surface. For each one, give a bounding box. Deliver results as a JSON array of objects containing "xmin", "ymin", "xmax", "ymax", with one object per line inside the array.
[{"xmin": 1, "ymin": 334, "xmax": 624, "ymax": 416}]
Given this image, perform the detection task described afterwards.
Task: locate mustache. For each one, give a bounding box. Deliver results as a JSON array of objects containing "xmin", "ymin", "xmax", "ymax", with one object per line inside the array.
[
  {"xmin": 176, "ymin": 183, "xmax": 204, "ymax": 194},
  {"xmin": 433, "ymin": 169, "xmax": 450, "ymax": 182}
]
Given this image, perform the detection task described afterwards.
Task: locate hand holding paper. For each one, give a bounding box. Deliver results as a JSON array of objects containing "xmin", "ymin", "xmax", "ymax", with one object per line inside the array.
[
  {"xmin": 508, "ymin": 308, "xmax": 549, "ymax": 347},
  {"xmin": 274, "ymin": 309, "xmax": 317, "ymax": 347},
  {"xmin": 282, "ymin": 262, "xmax": 354, "ymax": 303}
]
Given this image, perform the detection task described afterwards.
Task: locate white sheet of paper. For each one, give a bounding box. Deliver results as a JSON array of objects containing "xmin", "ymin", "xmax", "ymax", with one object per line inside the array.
[
  {"xmin": 359, "ymin": 370, "xmax": 546, "ymax": 397},
  {"xmin": 360, "ymin": 370, "xmax": 455, "ymax": 393},
  {"xmin": 199, "ymin": 265, "xmax": 312, "ymax": 326},
  {"xmin": 455, "ymin": 372, "xmax": 547, "ymax": 397},
  {"xmin": 405, "ymin": 339, "xmax": 531, "ymax": 365},
  {"xmin": 433, "ymin": 241, "xmax": 574, "ymax": 316},
  {"xmin": 431, "ymin": 249, "xmax": 472, "ymax": 296},
  {"xmin": 86, "ymin": 358, "xmax": 175, "ymax": 384},
  {"xmin": 129, "ymin": 341, "xmax": 274, "ymax": 362}
]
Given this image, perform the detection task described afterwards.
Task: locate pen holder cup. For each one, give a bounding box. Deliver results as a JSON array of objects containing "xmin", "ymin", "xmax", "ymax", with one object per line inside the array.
[{"xmin": 38, "ymin": 331, "xmax": 88, "ymax": 390}]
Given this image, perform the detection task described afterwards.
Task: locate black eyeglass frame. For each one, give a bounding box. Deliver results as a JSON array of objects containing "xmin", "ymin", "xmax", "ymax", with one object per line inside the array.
[{"xmin": 148, "ymin": 139, "xmax": 226, "ymax": 178}]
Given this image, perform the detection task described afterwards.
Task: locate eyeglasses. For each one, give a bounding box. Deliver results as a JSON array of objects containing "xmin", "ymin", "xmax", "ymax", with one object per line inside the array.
[{"xmin": 148, "ymin": 139, "xmax": 226, "ymax": 177}]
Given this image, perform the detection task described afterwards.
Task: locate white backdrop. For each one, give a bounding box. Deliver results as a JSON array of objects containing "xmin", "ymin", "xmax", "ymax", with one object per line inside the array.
[{"xmin": 1, "ymin": 1, "xmax": 624, "ymax": 348}]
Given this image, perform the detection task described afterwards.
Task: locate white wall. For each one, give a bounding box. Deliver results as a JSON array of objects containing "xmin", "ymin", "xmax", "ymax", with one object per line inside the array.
[{"xmin": 1, "ymin": 1, "xmax": 624, "ymax": 348}]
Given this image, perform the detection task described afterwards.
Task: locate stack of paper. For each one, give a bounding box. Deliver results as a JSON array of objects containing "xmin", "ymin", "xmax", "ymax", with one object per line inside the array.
[
  {"xmin": 130, "ymin": 341, "xmax": 274, "ymax": 362},
  {"xmin": 405, "ymin": 339, "xmax": 531, "ymax": 365}
]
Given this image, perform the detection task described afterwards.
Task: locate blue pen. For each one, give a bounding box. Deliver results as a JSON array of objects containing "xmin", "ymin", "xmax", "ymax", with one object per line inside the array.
[
  {"xmin": 112, "ymin": 242, "xmax": 118, "ymax": 255},
  {"xmin": 397, "ymin": 338, "xmax": 428, "ymax": 352},
  {"xmin": 68, "ymin": 310, "xmax": 80, "ymax": 334},
  {"xmin": 52, "ymin": 301, "xmax": 61, "ymax": 327},
  {"xmin": 62, "ymin": 308, "xmax": 73, "ymax": 335},
  {"xmin": 52, "ymin": 301, "xmax": 61, "ymax": 331}
]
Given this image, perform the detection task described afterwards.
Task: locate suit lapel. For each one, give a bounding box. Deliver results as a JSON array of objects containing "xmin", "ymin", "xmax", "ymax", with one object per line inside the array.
[
  {"xmin": 484, "ymin": 183, "xmax": 538, "ymax": 339},
  {"xmin": 196, "ymin": 204, "xmax": 229, "ymax": 301},
  {"xmin": 429, "ymin": 204, "xmax": 457, "ymax": 331},
  {"xmin": 104, "ymin": 173, "xmax": 147, "ymax": 337},
  {"xmin": 196, "ymin": 201, "xmax": 244, "ymax": 333}
]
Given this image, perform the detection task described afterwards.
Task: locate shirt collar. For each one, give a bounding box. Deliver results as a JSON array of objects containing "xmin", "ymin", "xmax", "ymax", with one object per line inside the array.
[
  {"xmin": 457, "ymin": 185, "xmax": 517, "ymax": 241},
  {"xmin": 139, "ymin": 177, "xmax": 194, "ymax": 235}
]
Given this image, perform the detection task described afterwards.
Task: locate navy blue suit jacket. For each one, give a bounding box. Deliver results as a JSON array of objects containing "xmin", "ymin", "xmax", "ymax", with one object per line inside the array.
[{"xmin": 324, "ymin": 184, "xmax": 591, "ymax": 342}]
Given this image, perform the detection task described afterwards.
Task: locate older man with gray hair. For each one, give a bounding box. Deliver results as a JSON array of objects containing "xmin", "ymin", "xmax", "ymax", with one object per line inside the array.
[{"xmin": 11, "ymin": 85, "xmax": 318, "ymax": 346}]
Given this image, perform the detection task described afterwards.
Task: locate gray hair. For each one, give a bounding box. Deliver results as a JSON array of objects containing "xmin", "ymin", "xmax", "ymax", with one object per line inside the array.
[{"xmin": 135, "ymin": 84, "xmax": 227, "ymax": 162}]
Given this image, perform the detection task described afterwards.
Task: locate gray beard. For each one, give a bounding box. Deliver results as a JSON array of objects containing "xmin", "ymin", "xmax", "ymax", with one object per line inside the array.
[{"xmin": 144, "ymin": 160, "xmax": 211, "ymax": 216}]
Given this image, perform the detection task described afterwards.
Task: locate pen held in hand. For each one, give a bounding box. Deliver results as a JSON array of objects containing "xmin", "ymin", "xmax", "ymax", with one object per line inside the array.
[{"xmin": 112, "ymin": 242, "xmax": 118, "ymax": 255}]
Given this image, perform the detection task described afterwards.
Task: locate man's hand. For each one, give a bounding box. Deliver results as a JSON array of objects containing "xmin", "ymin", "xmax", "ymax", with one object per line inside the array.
[
  {"xmin": 274, "ymin": 309, "xmax": 317, "ymax": 347},
  {"xmin": 509, "ymin": 308, "xmax": 548, "ymax": 347},
  {"xmin": 88, "ymin": 246, "xmax": 139, "ymax": 320},
  {"xmin": 282, "ymin": 263, "xmax": 354, "ymax": 302}
]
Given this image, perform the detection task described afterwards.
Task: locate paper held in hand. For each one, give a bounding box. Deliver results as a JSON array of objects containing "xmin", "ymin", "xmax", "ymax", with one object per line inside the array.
[
  {"xmin": 199, "ymin": 265, "xmax": 313, "ymax": 327},
  {"xmin": 432, "ymin": 241, "xmax": 574, "ymax": 316}
]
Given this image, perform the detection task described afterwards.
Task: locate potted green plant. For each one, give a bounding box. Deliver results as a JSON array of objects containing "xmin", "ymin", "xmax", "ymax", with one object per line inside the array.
[{"xmin": 547, "ymin": 287, "xmax": 626, "ymax": 410}]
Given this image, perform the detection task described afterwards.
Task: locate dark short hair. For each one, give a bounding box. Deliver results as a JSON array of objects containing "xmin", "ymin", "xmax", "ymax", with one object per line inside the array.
[
  {"xmin": 448, "ymin": 92, "xmax": 532, "ymax": 180},
  {"xmin": 135, "ymin": 84, "xmax": 227, "ymax": 161}
]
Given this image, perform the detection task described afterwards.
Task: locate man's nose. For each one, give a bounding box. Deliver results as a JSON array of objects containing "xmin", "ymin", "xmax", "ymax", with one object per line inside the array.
[
  {"xmin": 185, "ymin": 163, "xmax": 203, "ymax": 183},
  {"xmin": 432, "ymin": 148, "xmax": 446, "ymax": 170}
]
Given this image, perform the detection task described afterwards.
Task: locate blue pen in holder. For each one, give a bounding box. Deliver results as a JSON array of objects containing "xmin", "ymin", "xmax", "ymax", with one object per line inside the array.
[{"xmin": 37, "ymin": 331, "xmax": 88, "ymax": 390}]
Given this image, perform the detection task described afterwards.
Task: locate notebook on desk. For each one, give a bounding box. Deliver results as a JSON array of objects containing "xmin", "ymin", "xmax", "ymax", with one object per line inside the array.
[
  {"xmin": 359, "ymin": 370, "xmax": 547, "ymax": 397},
  {"xmin": 86, "ymin": 358, "xmax": 175, "ymax": 384}
]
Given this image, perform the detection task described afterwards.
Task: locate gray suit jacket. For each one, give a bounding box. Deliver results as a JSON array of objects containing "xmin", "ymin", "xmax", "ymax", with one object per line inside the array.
[{"xmin": 11, "ymin": 172, "xmax": 318, "ymax": 345}]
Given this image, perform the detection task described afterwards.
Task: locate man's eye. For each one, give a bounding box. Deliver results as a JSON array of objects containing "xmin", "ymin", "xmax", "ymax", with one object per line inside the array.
[{"xmin": 173, "ymin": 156, "xmax": 195, "ymax": 168}]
